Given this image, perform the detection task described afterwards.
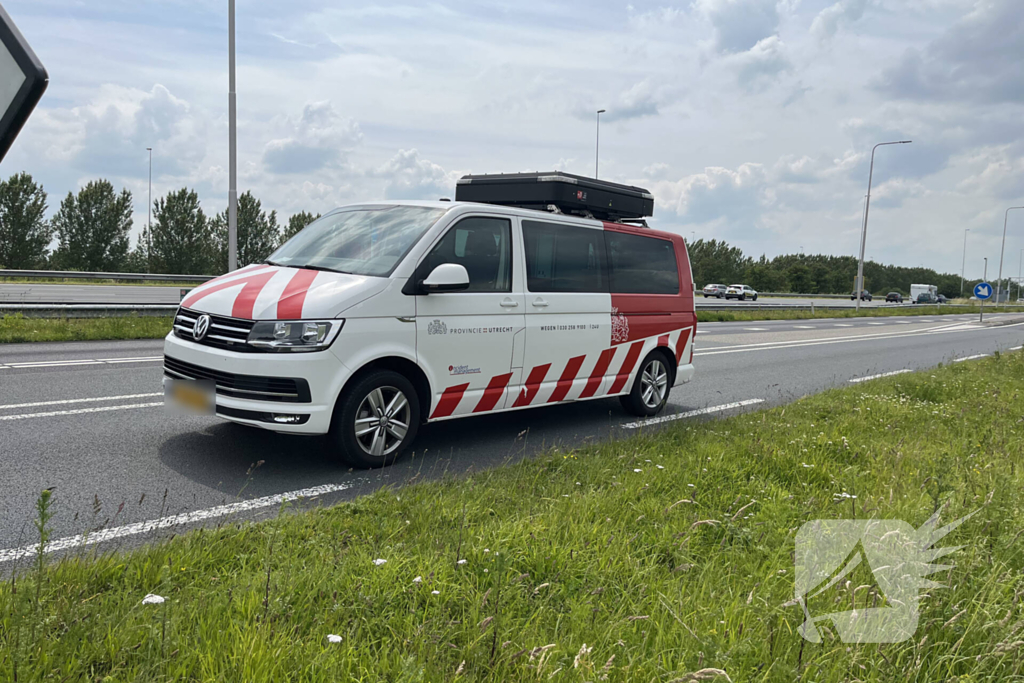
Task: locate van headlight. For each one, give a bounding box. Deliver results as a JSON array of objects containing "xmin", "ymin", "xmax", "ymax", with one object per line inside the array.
[{"xmin": 246, "ymin": 320, "xmax": 342, "ymax": 352}]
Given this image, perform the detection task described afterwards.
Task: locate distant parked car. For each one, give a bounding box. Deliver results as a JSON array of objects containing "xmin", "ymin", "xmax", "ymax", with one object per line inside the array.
[
  {"xmin": 725, "ymin": 284, "xmax": 758, "ymax": 301},
  {"xmin": 851, "ymin": 290, "xmax": 873, "ymax": 301},
  {"xmin": 936, "ymin": 294, "xmax": 948, "ymax": 304},
  {"xmin": 702, "ymin": 283, "xmax": 727, "ymax": 298},
  {"xmin": 885, "ymin": 291, "xmax": 903, "ymax": 303}
]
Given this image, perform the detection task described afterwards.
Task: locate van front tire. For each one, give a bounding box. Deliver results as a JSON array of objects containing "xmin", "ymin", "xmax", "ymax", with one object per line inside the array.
[
  {"xmin": 332, "ymin": 370, "xmax": 420, "ymax": 469},
  {"xmin": 619, "ymin": 352, "xmax": 673, "ymax": 417}
]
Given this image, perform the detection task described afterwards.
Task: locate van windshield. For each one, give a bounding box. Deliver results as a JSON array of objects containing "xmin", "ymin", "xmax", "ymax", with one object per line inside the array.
[{"xmin": 267, "ymin": 205, "xmax": 449, "ymax": 277}]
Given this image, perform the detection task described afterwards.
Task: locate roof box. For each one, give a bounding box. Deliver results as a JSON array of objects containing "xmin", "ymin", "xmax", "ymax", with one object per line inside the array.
[{"xmin": 455, "ymin": 171, "xmax": 654, "ymax": 222}]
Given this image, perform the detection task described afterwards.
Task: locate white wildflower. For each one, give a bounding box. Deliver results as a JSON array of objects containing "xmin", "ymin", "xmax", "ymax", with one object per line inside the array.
[
  {"xmin": 327, "ymin": 634, "xmax": 342, "ymax": 644},
  {"xmin": 634, "ymin": 468, "xmax": 642, "ymax": 473},
  {"xmin": 373, "ymin": 558, "xmax": 387, "ymax": 566},
  {"xmin": 457, "ymin": 559, "xmax": 468, "ymax": 565},
  {"xmin": 142, "ymin": 594, "xmax": 165, "ymax": 605},
  {"xmin": 413, "ymin": 576, "xmax": 423, "ymax": 583},
  {"xmin": 432, "ymin": 590, "xmax": 440, "ymax": 595}
]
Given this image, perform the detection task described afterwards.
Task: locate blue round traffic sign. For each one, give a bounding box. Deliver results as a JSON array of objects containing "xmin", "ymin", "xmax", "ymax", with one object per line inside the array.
[{"xmin": 974, "ymin": 282, "xmax": 993, "ymax": 300}]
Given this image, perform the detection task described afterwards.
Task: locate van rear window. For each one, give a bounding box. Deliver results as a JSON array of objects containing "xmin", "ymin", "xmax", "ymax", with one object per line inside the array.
[{"xmin": 606, "ymin": 231, "xmax": 679, "ymax": 294}]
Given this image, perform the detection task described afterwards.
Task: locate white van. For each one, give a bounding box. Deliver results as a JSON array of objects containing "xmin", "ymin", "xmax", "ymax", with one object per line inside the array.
[{"xmin": 164, "ymin": 199, "xmax": 697, "ymax": 467}]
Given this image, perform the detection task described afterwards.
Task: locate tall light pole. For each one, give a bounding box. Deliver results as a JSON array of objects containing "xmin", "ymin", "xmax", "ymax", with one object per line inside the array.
[
  {"xmin": 595, "ymin": 109, "xmax": 605, "ymax": 178},
  {"xmin": 228, "ymin": 0, "xmax": 238, "ymax": 271},
  {"xmin": 855, "ymin": 140, "xmax": 912, "ymax": 311},
  {"xmin": 146, "ymin": 147, "xmax": 152, "ymax": 273},
  {"xmin": 960, "ymin": 228, "xmax": 969, "ymax": 296},
  {"xmin": 995, "ymin": 206, "xmax": 1024, "ymax": 305},
  {"xmin": 1018, "ymin": 248, "xmax": 1023, "ymax": 302},
  {"xmin": 981, "ymin": 257, "xmax": 988, "ymax": 322}
]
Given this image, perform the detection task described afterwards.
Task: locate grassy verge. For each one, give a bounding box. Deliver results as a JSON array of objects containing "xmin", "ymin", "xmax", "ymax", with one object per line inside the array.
[
  {"xmin": 697, "ymin": 303, "xmax": 1022, "ymax": 322},
  {"xmin": 3, "ymin": 354, "xmax": 1024, "ymax": 680},
  {"xmin": 0, "ymin": 314, "xmax": 173, "ymax": 343}
]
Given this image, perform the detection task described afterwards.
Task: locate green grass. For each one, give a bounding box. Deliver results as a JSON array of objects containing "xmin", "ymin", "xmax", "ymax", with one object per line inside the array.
[
  {"xmin": 3, "ymin": 354, "xmax": 1024, "ymax": 681},
  {"xmin": 697, "ymin": 303, "xmax": 1023, "ymax": 322},
  {"xmin": 0, "ymin": 314, "xmax": 173, "ymax": 343}
]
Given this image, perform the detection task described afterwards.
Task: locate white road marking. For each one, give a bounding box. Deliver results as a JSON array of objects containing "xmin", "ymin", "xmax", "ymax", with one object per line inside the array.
[
  {"xmin": 0, "ymin": 355, "xmax": 163, "ymax": 370},
  {"xmin": 696, "ymin": 330, "xmax": 708, "ymax": 334},
  {"xmin": 953, "ymin": 354, "xmax": 990, "ymax": 363},
  {"xmin": 622, "ymin": 399, "xmax": 765, "ymax": 429},
  {"xmin": 743, "ymin": 327, "xmax": 769, "ymax": 331},
  {"xmin": 694, "ymin": 320, "xmax": 1018, "ymax": 358},
  {"xmin": 867, "ymin": 322, "xmax": 886, "ymax": 325},
  {"xmin": 0, "ymin": 402, "xmax": 163, "ymax": 421},
  {"xmin": 833, "ymin": 324, "xmax": 853, "ymax": 327},
  {"xmin": 894, "ymin": 321, "xmax": 910, "ymax": 324},
  {"xmin": 849, "ymin": 369, "xmax": 912, "ymax": 383},
  {"xmin": 0, "ymin": 393, "xmax": 163, "ymax": 411},
  {"xmin": 1010, "ymin": 346, "xmax": 1023, "ymax": 351},
  {"xmin": 0, "ymin": 481, "xmax": 361, "ymax": 564},
  {"xmin": 794, "ymin": 325, "xmax": 816, "ymax": 329}
]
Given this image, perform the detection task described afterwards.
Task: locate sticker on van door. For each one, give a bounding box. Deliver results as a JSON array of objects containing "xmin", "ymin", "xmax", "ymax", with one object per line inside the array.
[
  {"xmin": 427, "ymin": 320, "xmax": 448, "ymax": 335},
  {"xmin": 611, "ymin": 307, "xmax": 630, "ymax": 344}
]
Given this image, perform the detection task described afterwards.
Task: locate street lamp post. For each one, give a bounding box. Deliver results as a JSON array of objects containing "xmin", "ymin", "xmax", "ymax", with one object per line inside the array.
[
  {"xmin": 995, "ymin": 206, "xmax": 1024, "ymax": 305},
  {"xmin": 855, "ymin": 140, "xmax": 912, "ymax": 311},
  {"xmin": 981, "ymin": 257, "xmax": 988, "ymax": 323},
  {"xmin": 228, "ymin": 0, "xmax": 238, "ymax": 272},
  {"xmin": 595, "ymin": 109, "xmax": 605, "ymax": 178},
  {"xmin": 1018, "ymin": 248, "xmax": 1023, "ymax": 302},
  {"xmin": 146, "ymin": 147, "xmax": 153, "ymax": 273},
  {"xmin": 960, "ymin": 228, "xmax": 969, "ymax": 297}
]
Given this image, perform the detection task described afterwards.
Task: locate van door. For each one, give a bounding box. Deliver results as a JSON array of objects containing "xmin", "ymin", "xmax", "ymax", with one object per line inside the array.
[
  {"xmin": 516, "ymin": 219, "xmax": 613, "ymax": 407},
  {"xmin": 414, "ymin": 215, "xmax": 526, "ymax": 419}
]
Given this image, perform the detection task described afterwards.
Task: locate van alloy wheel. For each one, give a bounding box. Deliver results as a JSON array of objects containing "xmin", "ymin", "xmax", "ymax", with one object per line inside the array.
[
  {"xmin": 354, "ymin": 386, "xmax": 411, "ymax": 457},
  {"xmin": 332, "ymin": 369, "xmax": 420, "ymax": 468},
  {"xmin": 640, "ymin": 359, "xmax": 669, "ymax": 409}
]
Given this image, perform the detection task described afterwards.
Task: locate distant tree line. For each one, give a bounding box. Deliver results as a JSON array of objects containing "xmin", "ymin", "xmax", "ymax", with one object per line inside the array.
[
  {"xmin": 689, "ymin": 239, "xmax": 995, "ymax": 298},
  {"xmin": 0, "ymin": 172, "xmax": 320, "ymax": 275},
  {"xmin": 0, "ymin": 172, "xmax": 1007, "ymax": 297}
]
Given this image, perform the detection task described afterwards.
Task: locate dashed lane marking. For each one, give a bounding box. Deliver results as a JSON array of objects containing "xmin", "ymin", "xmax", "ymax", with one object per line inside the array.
[
  {"xmin": 0, "ymin": 402, "xmax": 164, "ymax": 421},
  {"xmin": 0, "ymin": 356, "xmax": 163, "ymax": 370},
  {"xmin": 622, "ymin": 399, "xmax": 765, "ymax": 429},
  {"xmin": 0, "ymin": 481, "xmax": 362, "ymax": 564},
  {"xmin": 0, "ymin": 393, "xmax": 163, "ymax": 411},
  {"xmin": 953, "ymin": 354, "xmax": 990, "ymax": 363},
  {"xmin": 849, "ymin": 369, "xmax": 912, "ymax": 383}
]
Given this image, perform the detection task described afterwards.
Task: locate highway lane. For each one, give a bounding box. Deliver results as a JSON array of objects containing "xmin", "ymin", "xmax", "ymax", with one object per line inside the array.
[
  {"xmin": 1, "ymin": 314, "xmax": 1021, "ymax": 567},
  {"xmin": 1, "ymin": 282, "xmax": 897, "ymax": 308}
]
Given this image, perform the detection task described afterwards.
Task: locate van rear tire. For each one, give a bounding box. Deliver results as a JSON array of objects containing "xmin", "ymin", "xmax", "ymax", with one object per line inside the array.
[
  {"xmin": 331, "ymin": 370, "xmax": 420, "ymax": 469},
  {"xmin": 619, "ymin": 352, "xmax": 673, "ymax": 417}
]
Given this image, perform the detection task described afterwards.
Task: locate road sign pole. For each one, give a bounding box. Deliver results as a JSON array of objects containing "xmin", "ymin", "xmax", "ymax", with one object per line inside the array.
[
  {"xmin": 227, "ymin": 0, "xmax": 238, "ymax": 272},
  {"xmin": 981, "ymin": 259, "xmax": 988, "ymax": 323}
]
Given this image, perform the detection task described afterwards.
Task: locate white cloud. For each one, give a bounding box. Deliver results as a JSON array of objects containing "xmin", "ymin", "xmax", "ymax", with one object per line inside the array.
[
  {"xmin": 369, "ymin": 149, "xmax": 459, "ymax": 200},
  {"xmin": 811, "ymin": 0, "xmax": 869, "ymax": 42},
  {"xmin": 730, "ymin": 35, "xmax": 792, "ymax": 89},
  {"xmin": 262, "ymin": 102, "xmax": 361, "ymax": 174},
  {"xmin": 696, "ymin": 0, "xmax": 781, "ymax": 53}
]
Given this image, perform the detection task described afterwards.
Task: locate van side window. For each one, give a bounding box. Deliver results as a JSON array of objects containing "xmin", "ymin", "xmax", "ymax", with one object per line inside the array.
[
  {"xmin": 419, "ymin": 217, "xmax": 512, "ymax": 292},
  {"xmin": 522, "ymin": 220, "xmax": 607, "ymax": 293},
  {"xmin": 605, "ymin": 231, "xmax": 679, "ymax": 294}
]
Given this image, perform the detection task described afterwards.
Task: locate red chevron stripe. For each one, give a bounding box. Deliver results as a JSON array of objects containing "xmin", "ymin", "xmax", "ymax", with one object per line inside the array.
[
  {"xmin": 547, "ymin": 355, "xmax": 586, "ymax": 403},
  {"xmin": 431, "ymin": 383, "xmax": 470, "ymax": 419},
  {"xmin": 578, "ymin": 347, "xmax": 617, "ymax": 399},
  {"xmin": 658, "ymin": 334, "xmax": 670, "ymax": 347},
  {"xmin": 277, "ymin": 269, "xmax": 319, "ymax": 319},
  {"xmin": 513, "ymin": 363, "xmax": 550, "ymax": 408},
  {"xmin": 675, "ymin": 327, "xmax": 693, "ymax": 364},
  {"xmin": 609, "ymin": 340, "xmax": 644, "ymax": 394},
  {"xmin": 474, "ymin": 373, "xmax": 513, "ymax": 413},
  {"xmin": 181, "ymin": 268, "xmax": 277, "ymax": 319}
]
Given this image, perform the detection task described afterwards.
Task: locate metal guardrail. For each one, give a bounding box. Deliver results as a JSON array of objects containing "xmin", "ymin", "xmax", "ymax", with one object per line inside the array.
[{"xmin": 0, "ymin": 269, "xmax": 214, "ymax": 283}]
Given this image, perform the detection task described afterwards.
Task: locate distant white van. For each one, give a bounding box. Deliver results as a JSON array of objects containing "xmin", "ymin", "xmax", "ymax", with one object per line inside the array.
[
  {"xmin": 164, "ymin": 197, "xmax": 697, "ymax": 468},
  {"xmin": 910, "ymin": 284, "xmax": 938, "ymax": 303}
]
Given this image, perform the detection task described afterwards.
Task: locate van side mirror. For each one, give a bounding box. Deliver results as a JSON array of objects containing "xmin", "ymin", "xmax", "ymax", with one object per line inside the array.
[{"xmin": 420, "ymin": 263, "xmax": 470, "ymax": 293}]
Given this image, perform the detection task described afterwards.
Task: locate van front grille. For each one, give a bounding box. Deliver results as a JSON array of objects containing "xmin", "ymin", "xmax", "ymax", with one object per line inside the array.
[
  {"xmin": 163, "ymin": 356, "xmax": 311, "ymax": 403},
  {"xmin": 173, "ymin": 307, "xmax": 257, "ymax": 352}
]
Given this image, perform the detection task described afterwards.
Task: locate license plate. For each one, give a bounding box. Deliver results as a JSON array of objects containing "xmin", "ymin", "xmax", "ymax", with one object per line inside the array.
[{"xmin": 165, "ymin": 379, "xmax": 215, "ymax": 414}]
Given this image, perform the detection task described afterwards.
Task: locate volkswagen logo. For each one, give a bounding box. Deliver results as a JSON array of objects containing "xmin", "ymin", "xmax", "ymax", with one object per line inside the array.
[{"xmin": 193, "ymin": 314, "xmax": 211, "ymax": 341}]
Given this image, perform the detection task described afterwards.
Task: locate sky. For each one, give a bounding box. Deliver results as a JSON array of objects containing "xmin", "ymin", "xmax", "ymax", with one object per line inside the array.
[{"xmin": 4, "ymin": 0, "xmax": 1024, "ymax": 279}]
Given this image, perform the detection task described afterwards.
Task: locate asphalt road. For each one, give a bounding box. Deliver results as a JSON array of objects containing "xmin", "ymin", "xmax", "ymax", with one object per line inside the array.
[
  {"xmin": 1, "ymin": 312, "xmax": 1021, "ymax": 569},
  {"xmin": 0, "ymin": 283, "xmax": 895, "ymax": 308}
]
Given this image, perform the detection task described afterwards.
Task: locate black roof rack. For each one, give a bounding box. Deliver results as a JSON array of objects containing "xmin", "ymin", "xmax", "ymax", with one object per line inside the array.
[{"xmin": 455, "ymin": 171, "xmax": 654, "ymax": 222}]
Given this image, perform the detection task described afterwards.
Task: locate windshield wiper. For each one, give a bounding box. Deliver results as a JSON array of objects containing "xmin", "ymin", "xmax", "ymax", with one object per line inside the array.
[{"xmin": 288, "ymin": 264, "xmax": 350, "ymax": 274}]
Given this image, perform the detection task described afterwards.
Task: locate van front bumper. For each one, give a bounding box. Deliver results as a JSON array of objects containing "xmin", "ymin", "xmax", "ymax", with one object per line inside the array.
[{"xmin": 163, "ymin": 332, "xmax": 350, "ymax": 435}]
